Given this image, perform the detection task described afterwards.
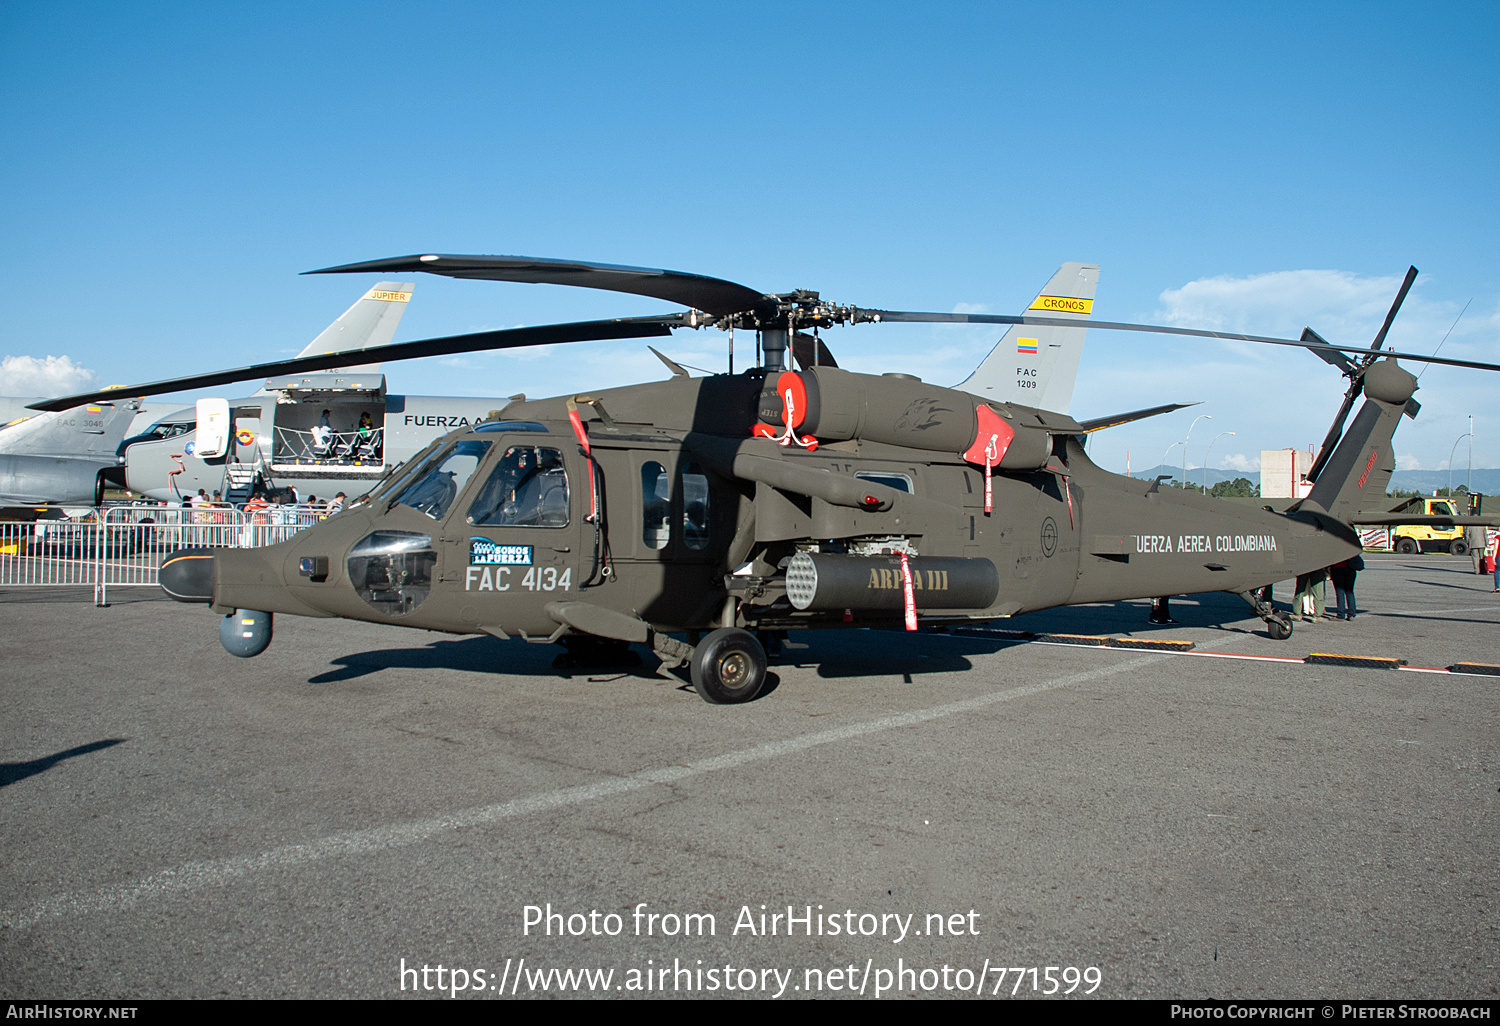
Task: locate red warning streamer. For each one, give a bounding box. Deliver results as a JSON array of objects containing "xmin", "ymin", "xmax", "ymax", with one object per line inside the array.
[
  {"xmin": 565, "ymin": 397, "xmax": 598, "ymax": 523},
  {"xmin": 899, "ymin": 552, "xmax": 918, "ymax": 632}
]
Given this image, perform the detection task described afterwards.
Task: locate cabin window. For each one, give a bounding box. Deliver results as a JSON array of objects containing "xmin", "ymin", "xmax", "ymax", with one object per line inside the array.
[
  {"xmin": 855, "ymin": 471, "xmax": 913, "ymax": 493},
  {"xmin": 682, "ymin": 462, "xmax": 710, "ymax": 551},
  {"xmin": 391, "ymin": 440, "xmax": 491, "ymax": 520},
  {"xmin": 642, "ymin": 461, "xmax": 670, "ymax": 549},
  {"xmin": 467, "ymin": 446, "xmax": 569, "ymax": 528}
]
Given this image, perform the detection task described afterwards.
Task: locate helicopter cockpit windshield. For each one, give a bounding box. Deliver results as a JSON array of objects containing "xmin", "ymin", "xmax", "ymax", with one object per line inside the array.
[{"xmin": 389, "ymin": 439, "xmax": 490, "ymax": 520}]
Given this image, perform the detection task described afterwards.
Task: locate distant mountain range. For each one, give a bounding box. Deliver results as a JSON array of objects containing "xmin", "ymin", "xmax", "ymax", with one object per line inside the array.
[{"xmin": 1122, "ymin": 464, "xmax": 1500, "ymax": 495}]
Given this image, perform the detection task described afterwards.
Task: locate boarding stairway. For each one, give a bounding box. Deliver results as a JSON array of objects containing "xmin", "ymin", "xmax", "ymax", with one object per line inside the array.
[{"xmin": 223, "ymin": 462, "xmax": 260, "ymax": 505}]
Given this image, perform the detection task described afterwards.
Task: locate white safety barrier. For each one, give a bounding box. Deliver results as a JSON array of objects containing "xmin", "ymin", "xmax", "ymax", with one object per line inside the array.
[{"xmin": 0, "ymin": 504, "xmax": 327, "ymax": 605}]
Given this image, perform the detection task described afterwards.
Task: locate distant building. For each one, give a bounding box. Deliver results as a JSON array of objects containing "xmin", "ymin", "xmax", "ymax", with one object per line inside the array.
[{"xmin": 1261, "ymin": 449, "xmax": 1313, "ymax": 499}]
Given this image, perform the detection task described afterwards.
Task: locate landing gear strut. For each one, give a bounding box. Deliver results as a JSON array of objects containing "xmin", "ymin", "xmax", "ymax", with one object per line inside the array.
[{"xmin": 1240, "ymin": 587, "xmax": 1292, "ymax": 641}]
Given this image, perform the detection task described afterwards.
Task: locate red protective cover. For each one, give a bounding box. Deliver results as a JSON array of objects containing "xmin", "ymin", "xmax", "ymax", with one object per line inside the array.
[
  {"xmin": 962, "ymin": 404, "xmax": 1015, "ymax": 465},
  {"xmin": 775, "ymin": 372, "xmax": 808, "ymax": 428}
]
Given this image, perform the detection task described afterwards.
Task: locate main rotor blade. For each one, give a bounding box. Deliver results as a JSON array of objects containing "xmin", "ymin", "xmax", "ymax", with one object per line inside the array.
[
  {"xmin": 26, "ymin": 315, "xmax": 683, "ymax": 412},
  {"xmin": 861, "ymin": 310, "xmax": 1500, "ymax": 373},
  {"xmin": 1368, "ymin": 265, "xmax": 1418, "ymax": 356},
  {"xmin": 307, "ymin": 254, "xmax": 771, "ymax": 319}
]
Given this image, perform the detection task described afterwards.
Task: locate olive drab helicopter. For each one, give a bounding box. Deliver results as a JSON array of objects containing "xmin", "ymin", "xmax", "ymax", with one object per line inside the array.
[{"xmin": 34, "ymin": 256, "xmax": 1500, "ymax": 704}]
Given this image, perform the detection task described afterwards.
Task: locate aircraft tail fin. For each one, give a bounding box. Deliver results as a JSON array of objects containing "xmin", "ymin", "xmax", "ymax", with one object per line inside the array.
[
  {"xmin": 953, "ymin": 262, "xmax": 1098, "ymax": 413},
  {"xmin": 1301, "ymin": 359, "xmax": 1417, "ymax": 522},
  {"xmin": 0, "ymin": 399, "xmax": 141, "ymax": 458},
  {"xmin": 294, "ymin": 281, "xmax": 416, "ymax": 361}
]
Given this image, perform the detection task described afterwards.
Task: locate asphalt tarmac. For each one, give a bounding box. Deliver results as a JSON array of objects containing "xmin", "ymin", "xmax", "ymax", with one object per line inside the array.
[{"xmin": 2, "ymin": 554, "xmax": 1496, "ymax": 1000}]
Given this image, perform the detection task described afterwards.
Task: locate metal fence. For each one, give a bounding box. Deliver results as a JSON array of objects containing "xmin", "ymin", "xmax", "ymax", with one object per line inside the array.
[{"xmin": 0, "ymin": 504, "xmax": 325, "ymax": 605}]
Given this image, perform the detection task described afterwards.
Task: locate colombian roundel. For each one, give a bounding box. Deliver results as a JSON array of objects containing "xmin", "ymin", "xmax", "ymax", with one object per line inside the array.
[{"xmin": 235, "ymin": 428, "xmax": 256, "ymax": 447}]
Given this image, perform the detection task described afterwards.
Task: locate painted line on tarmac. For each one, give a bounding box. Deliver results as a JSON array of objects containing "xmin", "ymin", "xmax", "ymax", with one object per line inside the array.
[
  {"xmin": 954, "ymin": 629, "xmax": 1495, "ymax": 677},
  {"xmin": 1368, "ymin": 605, "xmax": 1499, "ymax": 617},
  {"xmin": 0, "ymin": 652, "xmax": 1166, "ymax": 933}
]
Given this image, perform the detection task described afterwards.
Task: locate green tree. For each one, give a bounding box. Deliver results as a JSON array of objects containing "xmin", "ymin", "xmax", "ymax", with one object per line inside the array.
[{"xmin": 1210, "ymin": 477, "xmax": 1259, "ymax": 498}]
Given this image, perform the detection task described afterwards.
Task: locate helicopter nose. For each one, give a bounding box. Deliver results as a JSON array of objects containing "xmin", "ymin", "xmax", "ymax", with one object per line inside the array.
[{"xmin": 160, "ymin": 547, "xmax": 215, "ymax": 603}]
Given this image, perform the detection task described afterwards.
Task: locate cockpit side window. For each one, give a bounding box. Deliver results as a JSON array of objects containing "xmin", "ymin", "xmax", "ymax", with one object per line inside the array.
[
  {"xmin": 144, "ymin": 420, "xmax": 193, "ymax": 440},
  {"xmin": 854, "ymin": 471, "xmax": 913, "ymax": 493},
  {"xmin": 391, "ymin": 440, "xmax": 491, "ymax": 520},
  {"xmin": 467, "ymin": 446, "xmax": 569, "ymax": 528}
]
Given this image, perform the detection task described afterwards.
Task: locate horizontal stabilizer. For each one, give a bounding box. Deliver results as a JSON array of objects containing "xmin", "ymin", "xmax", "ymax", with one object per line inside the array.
[{"xmin": 1075, "ymin": 401, "xmax": 1200, "ymax": 434}]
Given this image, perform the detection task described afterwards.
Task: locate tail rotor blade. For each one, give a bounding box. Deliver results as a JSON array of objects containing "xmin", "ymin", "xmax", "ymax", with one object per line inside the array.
[
  {"xmin": 1303, "ymin": 327, "xmax": 1359, "ymax": 374},
  {"xmin": 1306, "ymin": 383, "xmax": 1363, "ymax": 483},
  {"xmin": 1367, "ymin": 265, "xmax": 1418, "ymax": 358}
]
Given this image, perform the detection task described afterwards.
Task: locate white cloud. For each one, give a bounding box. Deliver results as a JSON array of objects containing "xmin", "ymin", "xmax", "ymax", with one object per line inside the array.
[
  {"xmin": 1396, "ymin": 453, "xmax": 1423, "ymax": 471},
  {"xmin": 1217, "ymin": 452, "xmax": 1257, "ymax": 472},
  {"xmin": 1154, "ymin": 269, "xmax": 1408, "ymax": 339},
  {"xmin": 0, "ymin": 355, "xmax": 99, "ymax": 397}
]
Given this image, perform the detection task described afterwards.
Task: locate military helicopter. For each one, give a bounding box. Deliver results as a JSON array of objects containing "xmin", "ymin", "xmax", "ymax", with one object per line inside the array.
[{"xmin": 34, "ymin": 255, "xmax": 1500, "ymax": 704}]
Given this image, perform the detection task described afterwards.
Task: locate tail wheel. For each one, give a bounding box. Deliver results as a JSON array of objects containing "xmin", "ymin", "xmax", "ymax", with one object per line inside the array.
[
  {"xmin": 1267, "ymin": 616, "xmax": 1293, "ymax": 641},
  {"xmin": 690, "ymin": 628, "xmax": 767, "ymax": 705}
]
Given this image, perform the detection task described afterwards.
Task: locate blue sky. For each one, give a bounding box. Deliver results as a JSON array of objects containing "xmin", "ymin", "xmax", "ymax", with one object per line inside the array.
[{"xmin": 3, "ymin": 2, "xmax": 1496, "ymax": 475}]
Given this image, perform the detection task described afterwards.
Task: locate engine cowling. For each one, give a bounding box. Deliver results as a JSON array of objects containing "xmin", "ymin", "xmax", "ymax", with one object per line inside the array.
[{"xmin": 755, "ymin": 367, "xmax": 1051, "ymax": 470}]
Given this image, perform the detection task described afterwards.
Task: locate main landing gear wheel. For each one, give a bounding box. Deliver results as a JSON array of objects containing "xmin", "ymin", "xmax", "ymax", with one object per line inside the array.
[
  {"xmin": 690, "ymin": 628, "xmax": 767, "ymax": 705},
  {"xmin": 1395, "ymin": 537, "xmax": 1420, "ymax": 555},
  {"xmin": 1267, "ymin": 616, "xmax": 1293, "ymax": 641}
]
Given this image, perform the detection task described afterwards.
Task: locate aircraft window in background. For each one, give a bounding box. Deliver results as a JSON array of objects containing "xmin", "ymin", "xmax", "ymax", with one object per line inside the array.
[
  {"xmin": 142, "ymin": 421, "xmax": 194, "ymax": 440},
  {"xmin": 854, "ymin": 471, "xmax": 913, "ymax": 493},
  {"xmin": 682, "ymin": 463, "xmax": 710, "ymax": 551},
  {"xmin": 392, "ymin": 440, "xmax": 491, "ymax": 520},
  {"xmin": 467, "ymin": 446, "xmax": 569, "ymax": 528},
  {"xmin": 642, "ymin": 461, "xmax": 670, "ymax": 550}
]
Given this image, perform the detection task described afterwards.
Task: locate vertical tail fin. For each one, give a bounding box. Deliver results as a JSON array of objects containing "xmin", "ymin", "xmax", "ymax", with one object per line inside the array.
[
  {"xmin": 0, "ymin": 399, "xmax": 141, "ymax": 458},
  {"xmin": 953, "ymin": 262, "xmax": 1098, "ymax": 413},
  {"xmin": 294, "ymin": 281, "xmax": 417, "ymax": 362}
]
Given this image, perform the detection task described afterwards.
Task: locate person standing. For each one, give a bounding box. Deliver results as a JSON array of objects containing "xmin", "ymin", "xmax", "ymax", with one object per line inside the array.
[
  {"xmin": 1330, "ymin": 554, "xmax": 1363, "ymax": 620},
  {"xmin": 1465, "ymin": 526, "xmax": 1487, "ymax": 573},
  {"xmin": 1488, "ymin": 532, "xmax": 1500, "ymax": 593}
]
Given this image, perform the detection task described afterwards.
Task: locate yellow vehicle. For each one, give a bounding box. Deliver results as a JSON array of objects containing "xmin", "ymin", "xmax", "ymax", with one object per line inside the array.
[{"xmin": 1389, "ymin": 496, "xmax": 1466, "ymax": 554}]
